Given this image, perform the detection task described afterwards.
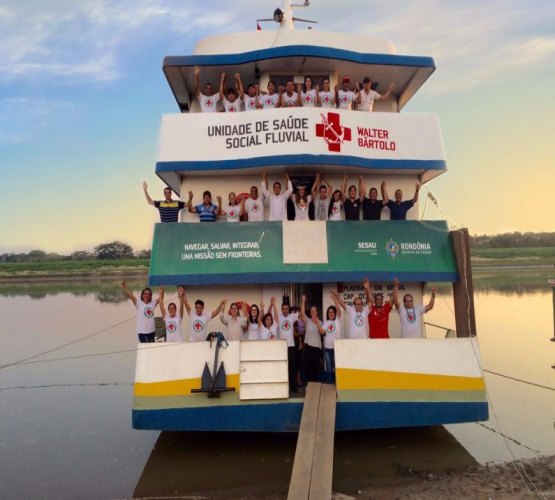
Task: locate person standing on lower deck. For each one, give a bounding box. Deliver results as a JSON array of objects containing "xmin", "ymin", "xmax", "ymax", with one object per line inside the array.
[
  {"xmin": 159, "ymin": 286, "xmax": 185, "ymax": 342},
  {"xmin": 300, "ymin": 304, "xmax": 323, "ymax": 383},
  {"xmin": 382, "ymin": 181, "xmax": 420, "ymax": 220},
  {"xmin": 143, "ymin": 182, "xmax": 185, "ymax": 223},
  {"xmin": 394, "ymin": 284, "xmax": 436, "ymax": 338},
  {"xmin": 219, "ymin": 301, "xmax": 247, "ymax": 341},
  {"xmin": 278, "ymin": 295, "xmax": 306, "ymax": 392},
  {"xmin": 317, "ymin": 292, "xmax": 342, "ymax": 383},
  {"xmin": 121, "ymin": 281, "xmax": 159, "ymax": 343},
  {"xmin": 331, "ymin": 286, "xmax": 370, "ymax": 339},
  {"xmin": 182, "ymin": 289, "xmax": 225, "ymax": 342},
  {"xmin": 364, "ymin": 277, "xmax": 397, "ymax": 339}
]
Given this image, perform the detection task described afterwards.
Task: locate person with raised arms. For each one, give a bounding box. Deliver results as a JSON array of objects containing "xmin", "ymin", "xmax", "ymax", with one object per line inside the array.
[
  {"xmin": 194, "ymin": 65, "xmax": 220, "ymax": 113},
  {"xmin": 261, "ymin": 171, "xmax": 293, "ymax": 221},
  {"xmin": 220, "ymin": 192, "xmax": 244, "ymax": 223},
  {"xmin": 382, "ymin": 181, "xmax": 420, "ymax": 220},
  {"xmin": 394, "ymin": 284, "xmax": 436, "ymax": 338},
  {"xmin": 187, "ymin": 190, "xmax": 222, "ymax": 223},
  {"xmin": 242, "ymin": 185, "xmax": 265, "ymax": 221},
  {"xmin": 331, "ymin": 284, "xmax": 370, "ymax": 339},
  {"xmin": 159, "ymin": 286, "xmax": 185, "ymax": 343},
  {"xmin": 355, "ymin": 76, "xmax": 395, "ymax": 112},
  {"xmin": 311, "ymin": 173, "xmax": 332, "ymax": 221},
  {"xmin": 316, "ymin": 292, "xmax": 342, "ymax": 383},
  {"xmin": 219, "ymin": 72, "xmax": 242, "ymax": 113},
  {"xmin": 219, "ymin": 300, "xmax": 247, "ymax": 341},
  {"xmin": 181, "ymin": 288, "xmax": 226, "ymax": 342},
  {"xmin": 364, "ymin": 277, "xmax": 397, "ymax": 339},
  {"xmin": 343, "ymin": 175, "xmax": 365, "ymax": 221},
  {"xmin": 361, "ymin": 179, "xmax": 386, "ymax": 221},
  {"xmin": 243, "ymin": 302, "xmax": 263, "ymax": 340},
  {"xmin": 260, "ymin": 297, "xmax": 279, "ymax": 340},
  {"xmin": 278, "ymin": 294, "xmax": 306, "ymax": 393},
  {"xmin": 121, "ymin": 281, "xmax": 159, "ymax": 343},
  {"xmin": 142, "ymin": 182, "xmax": 185, "ymax": 223}
]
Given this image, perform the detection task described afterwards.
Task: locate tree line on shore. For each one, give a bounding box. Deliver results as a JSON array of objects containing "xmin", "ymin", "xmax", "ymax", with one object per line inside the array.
[{"xmin": 1, "ymin": 231, "xmax": 553, "ymax": 263}]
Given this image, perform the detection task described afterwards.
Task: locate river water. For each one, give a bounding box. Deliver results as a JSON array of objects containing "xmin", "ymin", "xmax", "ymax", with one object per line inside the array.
[{"xmin": 0, "ymin": 270, "xmax": 554, "ymax": 498}]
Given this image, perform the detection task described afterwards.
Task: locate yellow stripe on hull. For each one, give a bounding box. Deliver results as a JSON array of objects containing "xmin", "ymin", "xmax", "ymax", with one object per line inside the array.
[
  {"xmin": 134, "ymin": 374, "xmax": 240, "ymax": 397},
  {"xmin": 336, "ymin": 368, "xmax": 485, "ymax": 392}
]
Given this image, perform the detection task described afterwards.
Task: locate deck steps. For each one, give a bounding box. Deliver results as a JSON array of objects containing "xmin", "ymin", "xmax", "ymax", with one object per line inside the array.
[{"xmin": 288, "ymin": 382, "xmax": 337, "ymax": 500}]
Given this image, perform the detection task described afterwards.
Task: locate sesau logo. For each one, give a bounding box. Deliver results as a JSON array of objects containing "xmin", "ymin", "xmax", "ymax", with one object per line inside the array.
[{"xmin": 315, "ymin": 112, "xmax": 352, "ymax": 152}]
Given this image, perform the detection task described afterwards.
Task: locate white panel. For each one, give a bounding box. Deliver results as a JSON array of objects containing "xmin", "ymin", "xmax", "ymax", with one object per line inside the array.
[
  {"xmin": 239, "ymin": 382, "xmax": 290, "ymax": 400},
  {"xmin": 240, "ymin": 361, "xmax": 289, "ymax": 384},
  {"xmin": 335, "ymin": 337, "xmax": 483, "ymax": 377},
  {"xmin": 135, "ymin": 340, "xmax": 240, "ymax": 383},
  {"xmin": 283, "ymin": 221, "xmax": 328, "ymax": 264},
  {"xmin": 240, "ymin": 339, "xmax": 288, "ymax": 361}
]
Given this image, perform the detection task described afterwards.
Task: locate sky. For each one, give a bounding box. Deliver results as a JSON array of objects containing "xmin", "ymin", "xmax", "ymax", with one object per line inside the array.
[{"xmin": 1, "ymin": 0, "xmax": 554, "ymax": 254}]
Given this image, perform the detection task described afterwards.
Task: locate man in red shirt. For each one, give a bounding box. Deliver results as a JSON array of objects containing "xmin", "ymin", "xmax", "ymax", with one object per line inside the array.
[{"xmin": 364, "ymin": 277, "xmax": 399, "ymax": 338}]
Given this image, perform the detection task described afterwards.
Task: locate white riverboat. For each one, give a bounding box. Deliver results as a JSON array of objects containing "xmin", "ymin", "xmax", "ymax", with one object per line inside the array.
[{"xmin": 133, "ymin": 1, "xmax": 488, "ymax": 432}]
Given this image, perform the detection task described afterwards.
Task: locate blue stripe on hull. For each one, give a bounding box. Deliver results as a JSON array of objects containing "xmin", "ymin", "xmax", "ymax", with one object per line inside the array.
[{"xmin": 132, "ymin": 401, "xmax": 488, "ymax": 432}]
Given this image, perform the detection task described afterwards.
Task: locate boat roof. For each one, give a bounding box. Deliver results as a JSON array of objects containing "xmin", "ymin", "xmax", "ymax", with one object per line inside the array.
[{"xmin": 163, "ymin": 30, "xmax": 435, "ymax": 112}]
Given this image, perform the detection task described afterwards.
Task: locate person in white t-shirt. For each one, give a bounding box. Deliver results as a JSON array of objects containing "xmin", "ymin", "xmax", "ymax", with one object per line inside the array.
[
  {"xmin": 158, "ymin": 286, "xmax": 184, "ymax": 342},
  {"xmin": 219, "ymin": 301, "xmax": 247, "ymax": 341},
  {"xmin": 121, "ymin": 281, "xmax": 159, "ymax": 343},
  {"xmin": 318, "ymin": 77, "xmax": 336, "ymax": 108},
  {"xmin": 194, "ymin": 65, "xmax": 220, "ymax": 113},
  {"xmin": 260, "ymin": 297, "xmax": 279, "ymax": 340},
  {"xmin": 335, "ymin": 75, "xmax": 357, "ymax": 110},
  {"xmin": 394, "ymin": 283, "xmax": 436, "ymax": 338},
  {"xmin": 243, "ymin": 302, "xmax": 263, "ymax": 340},
  {"xmin": 317, "ymin": 292, "xmax": 342, "ymax": 383},
  {"xmin": 218, "ymin": 72, "xmax": 242, "ymax": 113},
  {"xmin": 297, "ymin": 76, "xmax": 319, "ymax": 108},
  {"xmin": 220, "ymin": 192, "xmax": 243, "ymax": 222},
  {"xmin": 182, "ymin": 288, "xmax": 225, "ymax": 342},
  {"xmin": 281, "ymin": 79, "xmax": 298, "ymax": 108},
  {"xmin": 327, "ymin": 174, "xmax": 347, "ymax": 221},
  {"xmin": 259, "ymin": 80, "xmax": 282, "ymax": 110},
  {"xmin": 278, "ymin": 295, "xmax": 306, "ymax": 392},
  {"xmin": 237, "ymin": 74, "xmax": 261, "ymax": 111},
  {"xmin": 331, "ymin": 285, "xmax": 370, "ymax": 339},
  {"xmin": 242, "ymin": 185, "xmax": 265, "ymax": 221},
  {"xmin": 262, "ymin": 172, "xmax": 293, "ymax": 221},
  {"xmin": 290, "ymin": 184, "xmax": 311, "ymax": 221},
  {"xmin": 355, "ymin": 76, "xmax": 395, "ymax": 112}
]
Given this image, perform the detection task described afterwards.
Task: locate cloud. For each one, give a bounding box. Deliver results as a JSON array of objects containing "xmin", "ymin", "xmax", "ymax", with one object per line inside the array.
[{"xmin": 0, "ymin": 97, "xmax": 76, "ymax": 146}]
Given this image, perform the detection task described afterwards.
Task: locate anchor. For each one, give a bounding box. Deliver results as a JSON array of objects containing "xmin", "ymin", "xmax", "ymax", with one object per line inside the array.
[{"xmin": 191, "ymin": 331, "xmax": 236, "ymax": 398}]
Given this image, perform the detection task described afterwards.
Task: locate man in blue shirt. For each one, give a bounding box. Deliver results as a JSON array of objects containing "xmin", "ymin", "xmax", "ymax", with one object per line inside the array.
[
  {"xmin": 187, "ymin": 190, "xmax": 222, "ymax": 222},
  {"xmin": 382, "ymin": 181, "xmax": 420, "ymax": 220}
]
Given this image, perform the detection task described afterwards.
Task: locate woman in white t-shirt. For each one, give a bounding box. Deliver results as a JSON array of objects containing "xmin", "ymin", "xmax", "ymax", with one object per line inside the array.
[
  {"xmin": 318, "ymin": 77, "xmax": 336, "ymax": 108},
  {"xmin": 159, "ymin": 286, "xmax": 184, "ymax": 342},
  {"xmin": 259, "ymin": 81, "xmax": 281, "ymax": 110},
  {"xmin": 260, "ymin": 297, "xmax": 279, "ymax": 340},
  {"xmin": 298, "ymin": 76, "xmax": 319, "ymax": 108},
  {"xmin": 121, "ymin": 281, "xmax": 159, "ymax": 343},
  {"xmin": 290, "ymin": 185, "xmax": 312, "ymax": 221},
  {"xmin": 328, "ymin": 174, "xmax": 347, "ymax": 221},
  {"xmin": 317, "ymin": 293, "xmax": 342, "ymax": 383},
  {"xmin": 243, "ymin": 303, "xmax": 263, "ymax": 340},
  {"xmin": 220, "ymin": 192, "xmax": 243, "ymax": 222}
]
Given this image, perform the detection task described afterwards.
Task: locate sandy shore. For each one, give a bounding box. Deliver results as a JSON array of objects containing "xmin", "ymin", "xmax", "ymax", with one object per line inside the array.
[{"xmin": 353, "ymin": 455, "xmax": 555, "ymax": 499}]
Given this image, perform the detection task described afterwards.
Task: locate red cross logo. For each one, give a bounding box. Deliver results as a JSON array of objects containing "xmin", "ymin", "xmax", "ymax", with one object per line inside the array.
[
  {"xmin": 252, "ymin": 203, "xmax": 260, "ymax": 213},
  {"xmin": 315, "ymin": 112, "xmax": 351, "ymax": 152},
  {"xmin": 304, "ymin": 94, "xmax": 312, "ymax": 104},
  {"xmin": 266, "ymin": 98, "xmax": 273, "ymax": 106},
  {"xmin": 229, "ymin": 105, "xmax": 236, "ymax": 112},
  {"xmin": 193, "ymin": 320, "xmax": 203, "ymax": 331},
  {"xmin": 167, "ymin": 322, "xmax": 176, "ymax": 332},
  {"xmin": 206, "ymin": 99, "xmax": 213, "ymax": 107},
  {"xmin": 144, "ymin": 307, "xmax": 154, "ymax": 318},
  {"xmin": 283, "ymin": 320, "xmax": 290, "ymax": 330},
  {"xmin": 229, "ymin": 209, "xmax": 237, "ymax": 217}
]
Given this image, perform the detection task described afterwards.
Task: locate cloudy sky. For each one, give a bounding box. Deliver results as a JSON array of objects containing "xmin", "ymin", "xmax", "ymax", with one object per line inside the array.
[{"xmin": 1, "ymin": 0, "xmax": 554, "ymax": 253}]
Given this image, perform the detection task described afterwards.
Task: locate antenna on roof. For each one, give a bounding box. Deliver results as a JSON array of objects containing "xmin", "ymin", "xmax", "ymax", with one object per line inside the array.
[{"xmin": 256, "ymin": 0, "xmax": 317, "ymax": 30}]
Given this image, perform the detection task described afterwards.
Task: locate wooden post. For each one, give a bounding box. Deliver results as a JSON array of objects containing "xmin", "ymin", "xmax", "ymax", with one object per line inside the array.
[{"xmin": 450, "ymin": 228, "xmax": 477, "ymax": 338}]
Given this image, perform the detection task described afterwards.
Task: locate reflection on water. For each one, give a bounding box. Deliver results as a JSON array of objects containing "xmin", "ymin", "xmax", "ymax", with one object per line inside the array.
[{"xmin": 0, "ymin": 271, "xmax": 554, "ymax": 498}]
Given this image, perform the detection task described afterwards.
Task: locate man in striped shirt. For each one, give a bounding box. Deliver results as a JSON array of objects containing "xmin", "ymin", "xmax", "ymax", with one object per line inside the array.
[
  {"xmin": 187, "ymin": 190, "xmax": 222, "ymax": 222},
  {"xmin": 143, "ymin": 181, "xmax": 185, "ymax": 223}
]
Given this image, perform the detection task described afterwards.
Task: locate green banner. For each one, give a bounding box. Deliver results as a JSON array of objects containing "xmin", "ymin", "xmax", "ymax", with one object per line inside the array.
[{"xmin": 149, "ymin": 220, "xmax": 458, "ymax": 285}]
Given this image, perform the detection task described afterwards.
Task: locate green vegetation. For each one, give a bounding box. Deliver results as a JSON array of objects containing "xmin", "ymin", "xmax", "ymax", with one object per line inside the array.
[{"xmin": 470, "ymin": 247, "xmax": 555, "ymax": 267}]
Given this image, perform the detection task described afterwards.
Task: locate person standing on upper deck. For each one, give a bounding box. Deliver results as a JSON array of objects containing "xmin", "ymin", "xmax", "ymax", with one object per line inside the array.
[
  {"xmin": 182, "ymin": 289, "xmax": 226, "ymax": 342},
  {"xmin": 142, "ymin": 182, "xmax": 185, "ymax": 223},
  {"xmin": 318, "ymin": 77, "xmax": 336, "ymax": 108},
  {"xmin": 259, "ymin": 80, "xmax": 282, "ymax": 109},
  {"xmin": 364, "ymin": 277, "xmax": 397, "ymax": 339},
  {"xmin": 382, "ymin": 181, "xmax": 420, "ymax": 220},
  {"xmin": 311, "ymin": 173, "xmax": 332, "ymax": 221},
  {"xmin": 355, "ymin": 77, "xmax": 395, "ymax": 112},
  {"xmin": 343, "ymin": 175, "xmax": 364, "ymax": 220},
  {"xmin": 220, "ymin": 192, "xmax": 243, "ymax": 222},
  {"xmin": 237, "ymin": 74, "xmax": 261, "ymax": 111},
  {"xmin": 262, "ymin": 172, "xmax": 293, "ymax": 221},
  {"xmin": 361, "ymin": 179, "xmax": 386, "ymax": 221},
  {"xmin": 219, "ymin": 72, "xmax": 242, "ymax": 113},
  {"xmin": 242, "ymin": 185, "xmax": 265, "ymax": 221},
  {"xmin": 394, "ymin": 283, "xmax": 436, "ymax": 338},
  {"xmin": 331, "ymin": 287, "xmax": 370, "ymax": 339},
  {"xmin": 335, "ymin": 76, "xmax": 357, "ymax": 110},
  {"xmin": 187, "ymin": 190, "xmax": 222, "ymax": 222},
  {"xmin": 297, "ymin": 76, "xmax": 319, "ymax": 108},
  {"xmin": 281, "ymin": 79, "xmax": 299, "ymax": 108},
  {"xmin": 194, "ymin": 66, "xmax": 220, "ymax": 113}
]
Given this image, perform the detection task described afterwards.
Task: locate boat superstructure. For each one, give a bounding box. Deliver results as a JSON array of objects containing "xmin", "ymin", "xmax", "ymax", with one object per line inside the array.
[{"xmin": 133, "ymin": 1, "xmax": 488, "ymax": 431}]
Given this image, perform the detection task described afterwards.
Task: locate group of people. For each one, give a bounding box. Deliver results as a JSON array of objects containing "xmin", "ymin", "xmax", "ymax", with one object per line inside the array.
[
  {"xmin": 122, "ymin": 279, "xmax": 436, "ymax": 390},
  {"xmin": 143, "ymin": 175, "xmax": 420, "ymax": 223},
  {"xmin": 195, "ymin": 67, "xmax": 395, "ymax": 113}
]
